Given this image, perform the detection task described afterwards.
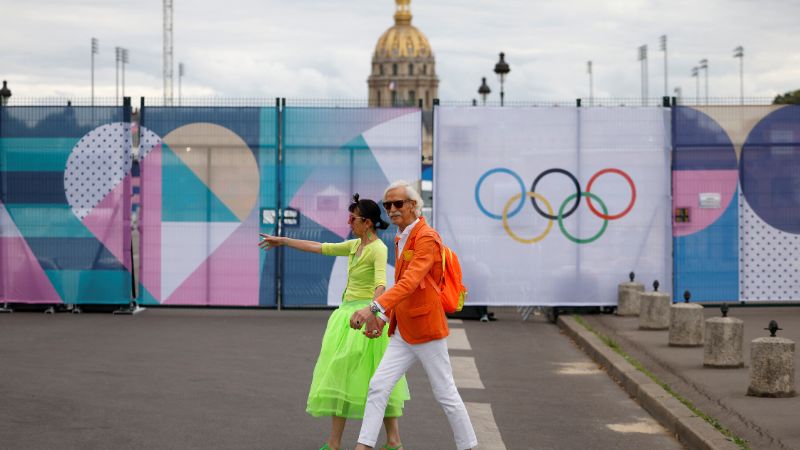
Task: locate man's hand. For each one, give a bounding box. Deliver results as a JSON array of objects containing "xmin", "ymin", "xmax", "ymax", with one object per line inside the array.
[
  {"xmin": 363, "ymin": 315, "xmax": 386, "ymax": 339},
  {"xmin": 349, "ymin": 306, "xmax": 373, "ymax": 330}
]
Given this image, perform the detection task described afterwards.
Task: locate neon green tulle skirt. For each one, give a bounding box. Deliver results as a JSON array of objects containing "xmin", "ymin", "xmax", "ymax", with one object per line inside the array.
[{"xmin": 306, "ymin": 299, "xmax": 410, "ymax": 418}]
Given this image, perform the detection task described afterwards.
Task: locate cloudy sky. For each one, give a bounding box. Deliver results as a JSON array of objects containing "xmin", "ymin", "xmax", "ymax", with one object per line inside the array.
[{"xmin": 2, "ymin": 0, "xmax": 799, "ymax": 102}]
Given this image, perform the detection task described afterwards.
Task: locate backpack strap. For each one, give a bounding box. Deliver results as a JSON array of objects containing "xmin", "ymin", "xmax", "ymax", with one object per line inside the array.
[{"xmin": 407, "ymin": 229, "xmax": 445, "ymax": 292}]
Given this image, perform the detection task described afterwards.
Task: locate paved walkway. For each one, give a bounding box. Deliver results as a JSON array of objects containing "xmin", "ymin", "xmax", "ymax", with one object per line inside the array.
[
  {"xmin": 578, "ymin": 306, "xmax": 800, "ymax": 450},
  {"xmin": 0, "ymin": 308, "xmax": 683, "ymax": 449}
]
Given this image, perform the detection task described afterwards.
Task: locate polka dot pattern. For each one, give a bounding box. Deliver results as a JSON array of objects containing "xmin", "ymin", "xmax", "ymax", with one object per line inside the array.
[
  {"xmin": 64, "ymin": 123, "xmax": 132, "ymax": 220},
  {"xmin": 138, "ymin": 126, "xmax": 162, "ymax": 160},
  {"xmin": 740, "ymin": 195, "xmax": 800, "ymax": 301}
]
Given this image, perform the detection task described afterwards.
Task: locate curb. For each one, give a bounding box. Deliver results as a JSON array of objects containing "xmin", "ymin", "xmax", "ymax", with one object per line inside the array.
[{"xmin": 558, "ymin": 315, "xmax": 740, "ymax": 450}]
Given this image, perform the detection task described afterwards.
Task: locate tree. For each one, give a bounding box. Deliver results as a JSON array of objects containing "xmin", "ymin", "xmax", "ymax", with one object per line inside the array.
[{"xmin": 773, "ymin": 89, "xmax": 800, "ymax": 105}]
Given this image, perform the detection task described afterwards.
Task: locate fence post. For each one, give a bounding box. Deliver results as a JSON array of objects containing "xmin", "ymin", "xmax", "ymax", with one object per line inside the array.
[
  {"xmin": 0, "ymin": 97, "xmax": 11, "ymax": 314},
  {"xmin": 276, "ymin": 97, "xmax": 284, "ymax": 310},
  {"xmin": 114, "ymin": 97, "xmax": 144, "ymax": 315}
]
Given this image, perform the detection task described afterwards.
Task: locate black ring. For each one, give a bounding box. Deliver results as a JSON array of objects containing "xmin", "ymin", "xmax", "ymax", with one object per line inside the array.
[{"xmin": 530, "ymin": 168, "xmax": 581, "ymax": 220}]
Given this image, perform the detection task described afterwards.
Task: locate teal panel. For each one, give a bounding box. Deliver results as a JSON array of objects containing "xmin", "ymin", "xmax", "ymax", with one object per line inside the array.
[
  {"xmin": 0, "ymin": 138, "xmax": 78, "ymax": 171},
  {"xmin": 259, "ymin": 107, "xmax": 279, "ymax": 210},
  {"xmin": 161, "ymin": 144, "xmax": 239, "ymax": 222},
  {"xmin": 342, "ymin": 134, "xmax": 370, "ymax": 150},
  {"xmin": 5, "ymin": 204, "xmax": 93, "ymax": 238},
  {"xmin": 259, "ymin": 108, "xmax": 278, "ymax": 147},
  {"xmin": 45, "ymin": 270, "xmax": 131, "ymax": 304},
  {"xmin": 137, "ymin": 284, "xmax": 160, "ymax": 306}
]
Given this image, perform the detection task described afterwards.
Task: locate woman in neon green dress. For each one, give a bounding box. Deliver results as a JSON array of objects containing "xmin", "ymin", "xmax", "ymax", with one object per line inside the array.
[{"xmin": 259, "ymin": 194, "xmax": 409, "ymax": 450}]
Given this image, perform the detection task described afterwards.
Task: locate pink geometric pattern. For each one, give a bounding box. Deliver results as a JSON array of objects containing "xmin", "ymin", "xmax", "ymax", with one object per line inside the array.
[
  {"xmin": 0, "ymin": 201, "xmax": 62, "ymax": 303},
  {"xmin": 140, "ymin": 143, "xmax": 163, "ymax": 302},
  {"xmin": 163, "ymin": 208, "xmax": 260, "ymax": 305},
  {"xmin": 672, "ymin": 170, "xmax": 739, "ymax": 237},
  {"xmin": 81, "ymin": 174, "xmax": 132, "ymax": 271}
]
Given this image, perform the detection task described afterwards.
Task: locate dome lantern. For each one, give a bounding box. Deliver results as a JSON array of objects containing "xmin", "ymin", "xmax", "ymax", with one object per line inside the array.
[{"xmin": 394, "ymin": 0, "xmax": 412, "ymax": 25}]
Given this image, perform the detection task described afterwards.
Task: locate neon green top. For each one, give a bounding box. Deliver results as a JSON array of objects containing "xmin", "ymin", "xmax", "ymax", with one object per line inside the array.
[{"xmin": 321, "ymin": 238, "xmax": 388, "ymax": 302}]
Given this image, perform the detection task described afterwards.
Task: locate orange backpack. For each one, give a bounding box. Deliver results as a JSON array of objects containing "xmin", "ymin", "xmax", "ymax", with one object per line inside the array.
[{"xmin": 422, "ymin": 233, "xmax": 467, "ymax": 313}]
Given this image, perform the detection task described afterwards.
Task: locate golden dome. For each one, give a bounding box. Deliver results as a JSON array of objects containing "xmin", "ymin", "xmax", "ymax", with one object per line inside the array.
[{"xmin": 374, "ymin": 0, "xmax": 433, "ymax": 59}]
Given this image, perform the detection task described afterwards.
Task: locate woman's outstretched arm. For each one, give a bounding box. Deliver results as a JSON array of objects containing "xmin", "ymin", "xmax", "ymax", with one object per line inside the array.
[{"xmin": 259, "ymin": 234, "xmax": 322, "ymax": 254}]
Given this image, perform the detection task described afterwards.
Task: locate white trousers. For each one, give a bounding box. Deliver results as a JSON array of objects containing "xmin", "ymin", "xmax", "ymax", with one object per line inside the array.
[{"xmin": 357, "ymin": 331, "xmax": 478, "ymax": 449}]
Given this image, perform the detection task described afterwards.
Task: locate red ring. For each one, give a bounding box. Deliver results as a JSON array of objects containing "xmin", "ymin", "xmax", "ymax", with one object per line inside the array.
[{"xmin": 585, "ymin": 168, "xmax": 636, "ymax": 220}]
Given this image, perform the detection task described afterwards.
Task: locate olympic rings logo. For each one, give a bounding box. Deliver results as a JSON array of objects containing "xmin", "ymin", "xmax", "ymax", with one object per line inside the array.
[{"xmin": 474, "ymin": 167, "xmax": 637, "ymax": 244}]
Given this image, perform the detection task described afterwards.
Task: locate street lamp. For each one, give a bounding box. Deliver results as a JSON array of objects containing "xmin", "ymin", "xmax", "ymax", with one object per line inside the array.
[
  {"xmin": 178, "ymin": 62, "xmax": 185, "ymax": 106},
  {"xmin": 478, "ymin": 77, "xmax": 491, "ymax": 106},
  {"xmin": 91, "ymin": 38, "xmax": 98, "ymax": 106},
  {"xmin": 699, "ymin": 58, "xmax": 708, "ymax": 104},
  {"xmin": 587, "ymin": 61, "xmax": 593, "ymax": 105},
  {"xmin": 691, "ymin": 66, "xmax": 699, "ymax": 105},
  {"xmin": 733, "ymin": 46, "xmax": 744, "ymax": 105},
  {"xmin": 115, "ymin": 47, "xmax": 121, "ymax": 104},
  {"xmin": 0, "ymin": 80, "xmax": 11, "ymax": 106},
  {"xmin": 638, "ymin": 45, "xmax": 648, "ymax": 106},
  {"xmin": 121, "ymin": 48, "xmax": 129, "ymax": 100},
  {"xmin": 493, "ymin": 52, "xmax": 510, "ymax": 107},
  {"xmin": 659, "ymin": 35, "xmax": 668, "ymax": 98}
]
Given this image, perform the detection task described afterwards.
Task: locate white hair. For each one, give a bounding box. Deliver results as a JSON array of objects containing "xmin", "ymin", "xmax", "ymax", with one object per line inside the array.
[{"xmin": 384, "ymin": 179, "xmax": 424, "ymax": 216}]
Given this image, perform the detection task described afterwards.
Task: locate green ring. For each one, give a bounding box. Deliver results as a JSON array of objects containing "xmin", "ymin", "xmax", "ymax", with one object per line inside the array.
[{"xmin": 558, "ymin": 192, "xmax": 609, "ymax": 244}]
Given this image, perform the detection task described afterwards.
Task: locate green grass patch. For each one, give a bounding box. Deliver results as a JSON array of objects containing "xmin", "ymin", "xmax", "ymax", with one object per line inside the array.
[{"xmin": 572, "ymin": 315, "xmax": 750, "ymax": 450}]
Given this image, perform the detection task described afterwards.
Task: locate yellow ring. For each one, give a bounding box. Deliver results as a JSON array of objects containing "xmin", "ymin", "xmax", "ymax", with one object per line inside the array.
[{"xmin": 502, "ymin": 192, "xmax": 554, "ymax": 244}]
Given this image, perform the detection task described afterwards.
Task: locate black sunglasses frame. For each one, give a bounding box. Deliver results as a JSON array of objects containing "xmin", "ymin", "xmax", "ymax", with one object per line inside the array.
[{"xmin": 382, "ymin": 199, "xmax": 410, "ymax": 210}]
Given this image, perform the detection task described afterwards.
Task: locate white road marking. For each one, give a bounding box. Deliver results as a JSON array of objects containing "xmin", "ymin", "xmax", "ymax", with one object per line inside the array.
[
  {"xmin": 607, "ymin": 418, "xmax": 668, "ymax": 434},
  {"xmin": 450, "ymin": 356, "xmax": 485, "ymax": 389},
  {"xmin": 465, "ymin": 402, "xmax": 506, "ymax": 450},
  {"xmin": 553, "ymin": 362, "xmax": 603, "ymax": 375},
  {"xmin": 448, "ymin": 328, "xmax": 504, "ymax": 446},
  {"xmin": 447, "ymin": 318, "xmax": 464, "ymax": 325},
  {"xmin": 447, "ymin": 327, "xmax": 471, "ymax": 350}
]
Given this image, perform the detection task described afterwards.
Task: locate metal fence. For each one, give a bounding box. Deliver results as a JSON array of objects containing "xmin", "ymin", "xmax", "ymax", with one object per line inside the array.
[
  {"xmin": 2, "ymin": 99, "xmax": 800, "ymax": 308},
  {"xmin": 4, "ymin": 97, "xmax": 785, "ymax": 108}
]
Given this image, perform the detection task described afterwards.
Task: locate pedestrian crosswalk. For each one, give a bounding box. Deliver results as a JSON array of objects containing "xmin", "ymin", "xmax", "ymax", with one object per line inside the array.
[{"xmin": 447, "ymin": 321, "xmax": 507, "ymax": 450}]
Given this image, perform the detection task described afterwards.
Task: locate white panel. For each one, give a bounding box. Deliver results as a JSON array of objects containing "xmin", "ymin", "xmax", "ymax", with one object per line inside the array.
[
  {"xmin": 160, "ymin": 221, "xmax": 239, "ymax": 300},
  {"xmin": 0, "ymin": 202, "xmax": 20, "ymax": 238},
  {"xmin": 362, "ymin": 111, "xmax": 422, "ymax": 185},
  {"xmin": 434, "ymin": 106, "xmax": 671, "ymax": 306}
]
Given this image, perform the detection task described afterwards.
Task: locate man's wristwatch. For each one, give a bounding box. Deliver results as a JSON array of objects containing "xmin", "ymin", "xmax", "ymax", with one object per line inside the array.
[{"xmin": 370, "ymin": 301, "xmax": 382, "ymax": 314}]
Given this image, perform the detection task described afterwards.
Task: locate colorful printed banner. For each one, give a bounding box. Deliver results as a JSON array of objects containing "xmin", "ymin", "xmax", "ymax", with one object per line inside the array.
[
  {"xmin": 137, "ymin": 107, "xmax": 277, "ymax": 306},
  {"xmin": 434, "ymin": 107, "xmax": 672, "ymax": 306},
  {"xmin": 281, "ymin": 107, "xmax": 421, "ymax": 306},
  {"xmin": 673, "ymin": 105, "xmax": 800, "ymax": 302},
  {"xmin": 0, "ymin": 106, "xmax": 132, "ymax": 304}
]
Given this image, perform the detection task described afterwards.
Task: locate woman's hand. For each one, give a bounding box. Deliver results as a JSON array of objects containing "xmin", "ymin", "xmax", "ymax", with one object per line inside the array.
[
  {"xmin": 349, "ymin": 306, "xmax": 373, "ymax": 330},
  {"xmin": 259, "ymin": 233, "xmax": 283, "ymax": 250},
  {"xmin": 363, "ymin": 316, "xmax": 386, "ymax": 338}
]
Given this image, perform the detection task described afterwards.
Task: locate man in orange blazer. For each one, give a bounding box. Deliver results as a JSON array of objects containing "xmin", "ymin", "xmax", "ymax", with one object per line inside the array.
[{"xmin": 350, "ymin": 180, "xmax": 477, "ymax": 450}]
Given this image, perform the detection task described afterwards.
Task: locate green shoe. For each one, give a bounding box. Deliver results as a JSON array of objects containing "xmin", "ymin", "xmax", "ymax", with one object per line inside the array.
[
  {"xmin": 380, "ymin": 444, "xmax": 402, "ymax": 450},
  {"xmin": 319, "ymin": 444, "xmax": 331, "ymax": 450}
]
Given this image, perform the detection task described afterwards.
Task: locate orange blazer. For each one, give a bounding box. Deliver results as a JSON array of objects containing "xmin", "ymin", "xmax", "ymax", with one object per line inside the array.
[{"xmin": 377, "ymin": 217, "xmax": 449, "ymax": 344}]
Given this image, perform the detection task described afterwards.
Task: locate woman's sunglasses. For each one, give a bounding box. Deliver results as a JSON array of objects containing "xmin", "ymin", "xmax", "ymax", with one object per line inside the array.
[{"xmin": 382, "ymin": 200, "xmax": 409, "ymax": 210}]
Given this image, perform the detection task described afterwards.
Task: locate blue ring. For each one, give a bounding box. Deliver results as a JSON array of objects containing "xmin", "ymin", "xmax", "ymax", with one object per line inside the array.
[{"xmin": 475, "ymin": 168, "xmax": 526, "ymax": 220}]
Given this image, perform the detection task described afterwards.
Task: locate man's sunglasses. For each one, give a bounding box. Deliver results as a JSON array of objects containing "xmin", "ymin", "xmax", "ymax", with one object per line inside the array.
[{"xmin": 383, "ymin": 199, "xmax": 410, "ymax": 210}]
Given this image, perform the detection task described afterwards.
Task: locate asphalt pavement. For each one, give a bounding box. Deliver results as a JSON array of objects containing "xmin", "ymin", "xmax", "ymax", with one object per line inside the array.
[{"xmin": 0, "ymin": 307, "xmax": 684, "ymax": 449}]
